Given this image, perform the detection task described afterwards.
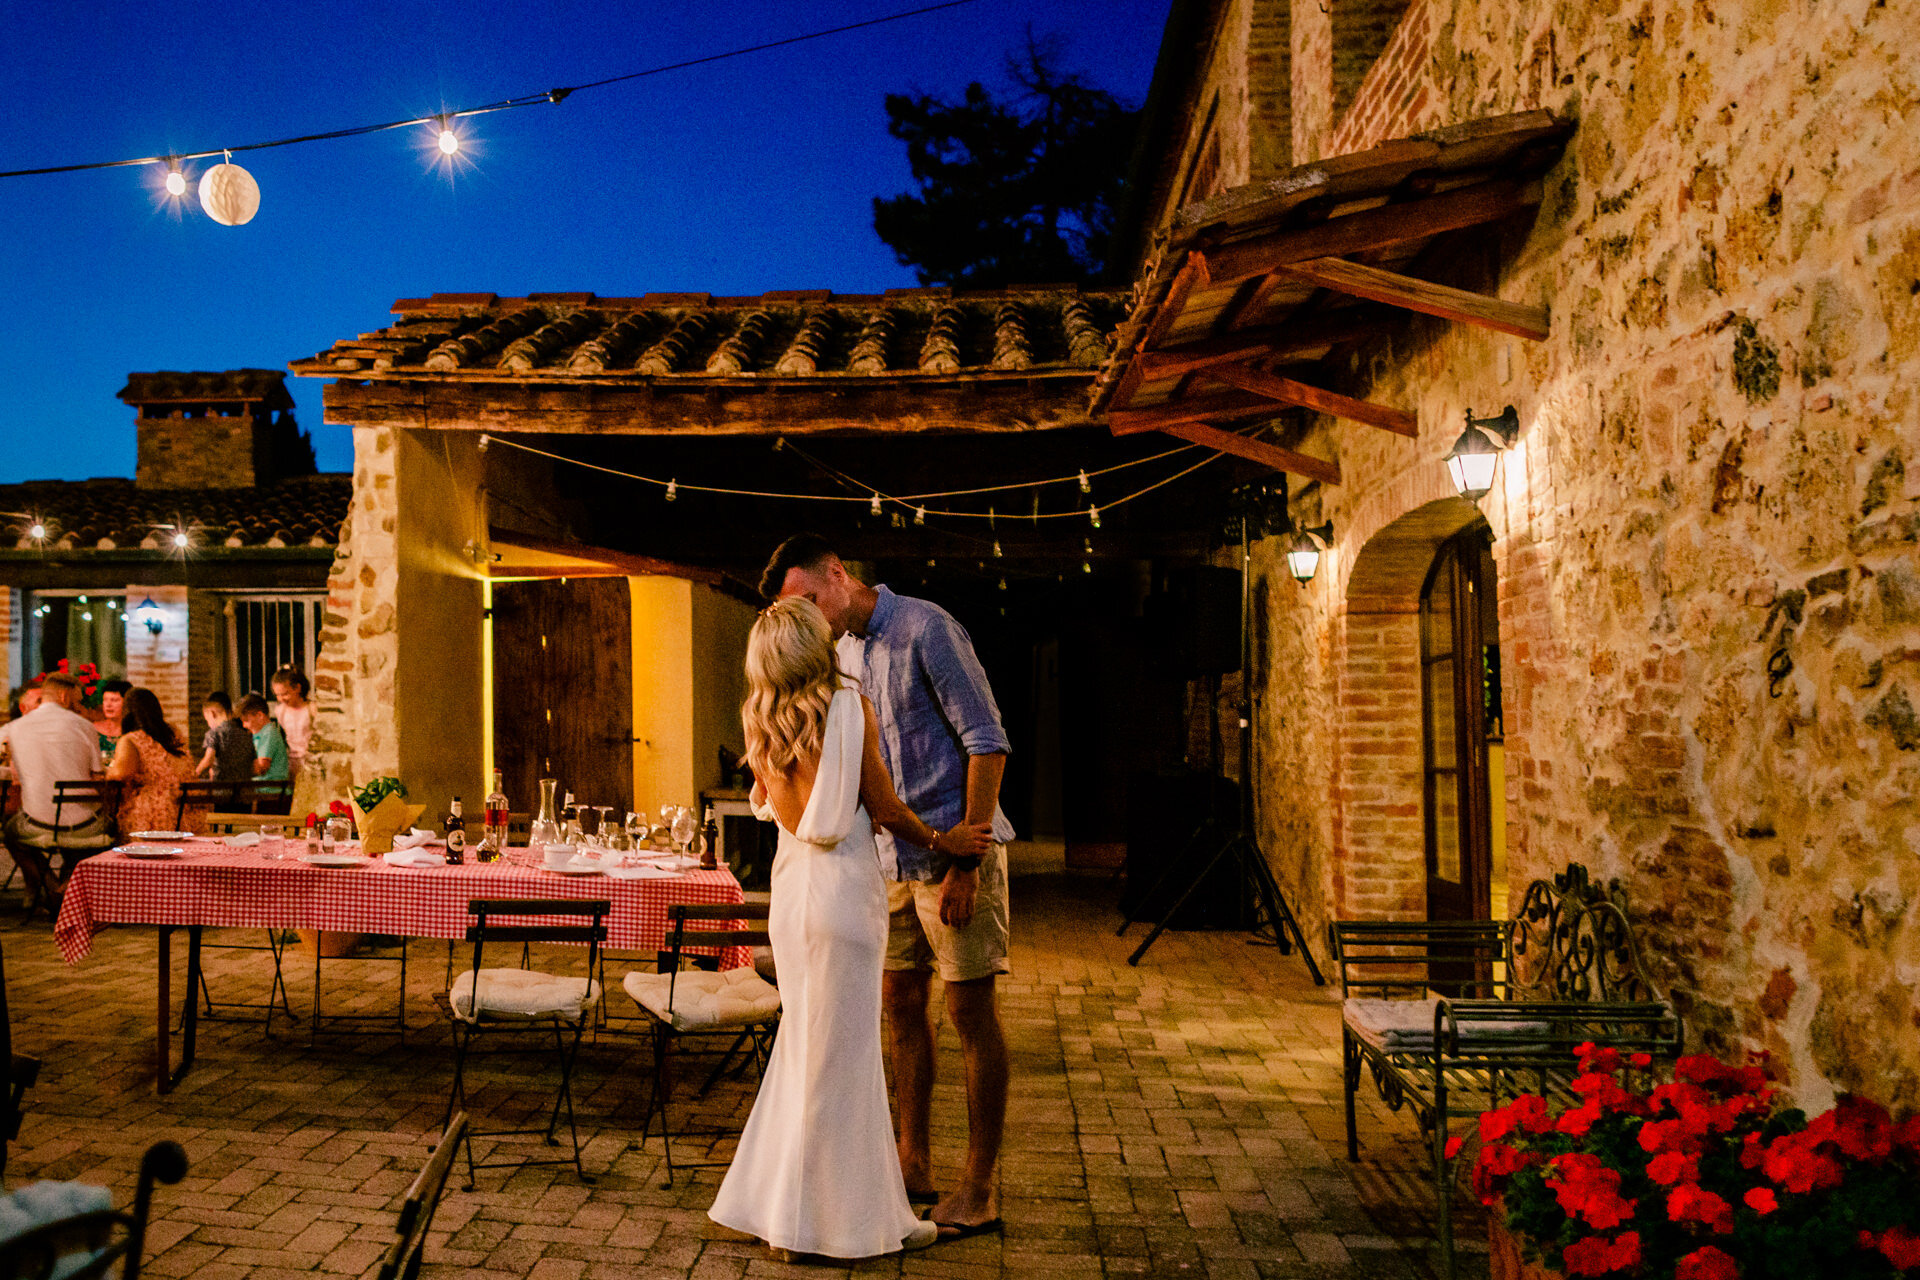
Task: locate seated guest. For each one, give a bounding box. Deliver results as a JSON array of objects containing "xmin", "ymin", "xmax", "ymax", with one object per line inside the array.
[
  {"xmin": 9, "ymin": 685, "xmax": 43, "ymax": 720},
  {"xmin": 237, "ymin": 694, "xmax": 292, "ymax": 815},
  {"xmin": 196, "ymin": 693, "xmax": 254, "ymax": 785},
  {"xmin": 107, "ymin": 689, "xmax": 204, "ymax": 835},
  {"xmin": 269, "ymin": 667, "xmax": 312, "ymax": 779},
  {"xmin": 0, "ymin": 674, "xmax": 113, "ymax": 900},
  {"xmin": 95, "ymin": 679, "xmax": 132, "ymax": 755}
]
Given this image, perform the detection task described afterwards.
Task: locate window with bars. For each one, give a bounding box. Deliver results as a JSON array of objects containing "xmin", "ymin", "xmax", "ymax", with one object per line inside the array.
[{"xmin": 224, "ymin": 595, "xmax": 325, "ymax": 698}]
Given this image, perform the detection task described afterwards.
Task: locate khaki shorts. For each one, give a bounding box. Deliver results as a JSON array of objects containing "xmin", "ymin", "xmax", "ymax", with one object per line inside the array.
[{"xmin": 884, "ymin": 843, "xmax": 1010, "ymax": 983}]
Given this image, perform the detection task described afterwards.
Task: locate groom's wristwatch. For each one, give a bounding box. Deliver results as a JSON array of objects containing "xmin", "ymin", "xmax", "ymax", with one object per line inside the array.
[{"xmin": 948, "ymin": 854, "xmax": 982, "ymax": 872}]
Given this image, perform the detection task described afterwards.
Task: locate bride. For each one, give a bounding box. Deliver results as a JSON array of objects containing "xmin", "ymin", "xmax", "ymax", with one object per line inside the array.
[{"xmin": 708, "ymin": 596, "xmax": 993, "ymax": 1260}]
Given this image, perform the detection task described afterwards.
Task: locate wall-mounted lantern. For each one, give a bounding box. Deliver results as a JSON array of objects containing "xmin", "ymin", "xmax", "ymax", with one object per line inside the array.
[
  {"xmin": 134, "ymin": 597, "xmax": 165, "ymax": 635},
  {"xmin": 1444, "ymin": 405, "xmax": 1521, "ymax": 502},
  {"xmin": 1286, "ymin": 521, "xmax": 1335, "ymax": 584}
]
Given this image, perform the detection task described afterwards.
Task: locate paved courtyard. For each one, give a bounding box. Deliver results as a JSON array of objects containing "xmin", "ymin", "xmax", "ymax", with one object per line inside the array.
[{"xmin": 3, "ymin": 871, "xmax": 1485, "ymax": 1278}]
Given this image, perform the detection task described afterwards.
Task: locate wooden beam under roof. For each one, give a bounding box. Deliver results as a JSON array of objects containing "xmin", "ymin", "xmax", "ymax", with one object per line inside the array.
[
  {"xmin": 1198, "ymin": 177, "xmax": 1545, "ymax": 287},
  {"xmin": 1204, "ymin": 363, "xmax": 1417, "ymax": 437},
  {"xmin": 1107, "ymin": 254, "xmax": 1207, "ymax": 412},
  {"xmin": 1107, "ymin": 388, "xmax": 1284, "ymax": 434},
  {"xmin": 1157, "ymin": 423, "xmax": 1341, "ymax": 486},
  {"xmin": 1276, "ymin": 257, "xmax": 1551, "ymax": 340}
]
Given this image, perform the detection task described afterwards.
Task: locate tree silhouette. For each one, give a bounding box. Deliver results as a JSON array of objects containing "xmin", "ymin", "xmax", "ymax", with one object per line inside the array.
[{"xmin": 873, "ymin": 36, "xmax": 1139, "ymax": 288}]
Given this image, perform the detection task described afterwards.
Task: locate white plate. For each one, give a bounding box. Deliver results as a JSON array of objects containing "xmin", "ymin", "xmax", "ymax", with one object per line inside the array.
[
  {"xmin": 129, "ymin": 831, "xmax": 194, "ymax": 842},
  {"xmin": 303, "ymin": 853, "xmax": 370, "ymax": 868},
  {"xmin": 547, "ymin": 864, "xmax": 606, "ymax": 876},
  {"xmin": 117, "ymin": 845, "xmax": 182, "ymax": 859}
]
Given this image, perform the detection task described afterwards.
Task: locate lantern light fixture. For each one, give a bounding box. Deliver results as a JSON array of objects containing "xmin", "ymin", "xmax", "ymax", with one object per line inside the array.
[
  {"xmin": 1444, "ymin": 405, "xmax": 1520, "ymax": 502},
  {"xmin": 197, "ymin": 156, "xmax": 260, "ymax": 226},
  {"xmin": 135, "ymin": 597, "xmax": 165, "ymax": 635},
  {"xmin": 1285, "ymin": 521, "xmax": 1335, "ymax": 585}
]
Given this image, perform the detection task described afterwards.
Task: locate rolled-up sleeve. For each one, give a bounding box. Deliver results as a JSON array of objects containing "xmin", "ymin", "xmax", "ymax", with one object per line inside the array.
[{"xmin": 919, "ymin": 614, "xmax": 1012, "ymax": 757}]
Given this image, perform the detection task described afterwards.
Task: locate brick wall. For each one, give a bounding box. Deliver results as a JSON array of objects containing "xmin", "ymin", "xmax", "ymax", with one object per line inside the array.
[
  {"xmin": 1202, "ymin": 0, "xmax": 1920, "ymax": 1112},
  {"xmin": 1331, "ymin": 0, "xmax": 1415, "ymax": 132},
  {"xmin": 1328, "ymin": 0, "xmax": 1432, "ymax": 155},
  {"xmin": 123, "ymin": 584, "xmax": 190, "ymax": 731},
  {"xmin": 136, "ymin": 415, "xmax": 260, "ymax": 489},
  {"xmin": 0, "ymin": 589, "xmax": 15, "ymax": 707}
]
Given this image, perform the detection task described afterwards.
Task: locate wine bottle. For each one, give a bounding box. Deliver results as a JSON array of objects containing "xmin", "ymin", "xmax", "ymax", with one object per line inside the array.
[
  {"xmin": 482, "ymin": 769, "xmax": 509, "ymax": 862},
  {"xmin": 700, "ymin": 804, "xmax": 719, "ymax": 870},
  {"xmin": 443, "ymin": 796, "xmax": 466, "ymax": 864}
]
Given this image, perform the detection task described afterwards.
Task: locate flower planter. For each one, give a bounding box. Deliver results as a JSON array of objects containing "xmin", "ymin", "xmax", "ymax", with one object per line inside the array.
[{"xmin": 1489, "ymin": 1208, "xmax": 1560, "ymax": 1280}]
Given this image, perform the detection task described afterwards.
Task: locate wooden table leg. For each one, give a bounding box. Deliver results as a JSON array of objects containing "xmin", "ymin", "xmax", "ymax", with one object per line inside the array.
[{"xmin": 155, "ymin": 925, "xmax": 204, "ymax": 1095}]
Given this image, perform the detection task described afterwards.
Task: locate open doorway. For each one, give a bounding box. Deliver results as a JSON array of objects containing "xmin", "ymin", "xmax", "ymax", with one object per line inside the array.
[{"xmin": 1419, "ymin": 524, "xmax": 1504, "ymax": 923}]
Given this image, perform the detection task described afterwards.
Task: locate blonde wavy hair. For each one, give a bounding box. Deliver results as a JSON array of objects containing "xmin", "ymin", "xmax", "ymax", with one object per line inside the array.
[{"xmin": 742, "ymin": 596, "xmax": 844, "ymax": 775}]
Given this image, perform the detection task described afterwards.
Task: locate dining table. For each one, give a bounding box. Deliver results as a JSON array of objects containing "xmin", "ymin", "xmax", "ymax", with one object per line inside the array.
[{"xmin": 54, "ymin": 838, "xmax": 751, "ymax": 1093}]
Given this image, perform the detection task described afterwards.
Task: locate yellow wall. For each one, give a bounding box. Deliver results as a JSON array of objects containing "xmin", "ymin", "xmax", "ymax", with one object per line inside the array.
[
  {"xmin": 394, "ymin": 428, "xmax": 487, "ymax": 819},
  {"xmin": 628, "ymin": 576, "xmax": 754, "ymax": 815}
]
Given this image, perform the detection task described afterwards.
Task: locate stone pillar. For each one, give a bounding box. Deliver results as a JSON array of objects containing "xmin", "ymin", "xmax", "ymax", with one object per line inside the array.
[
  {"xmin": 0, "ymin": 588, "xmax": 16, "ymax": 709},
  {"xmin": 123, "ymin": 585, "xmax": 190, "ymax": 731}
]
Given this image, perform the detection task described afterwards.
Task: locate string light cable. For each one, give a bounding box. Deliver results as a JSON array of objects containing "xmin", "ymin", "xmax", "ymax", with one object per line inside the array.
[
  {"xmin": 477, "ymin": 431, "xmax": 1237, "ymax": 521},
  {"xmin": 0, "ymin": 0, "xmax": 983, "ymax": 182}
]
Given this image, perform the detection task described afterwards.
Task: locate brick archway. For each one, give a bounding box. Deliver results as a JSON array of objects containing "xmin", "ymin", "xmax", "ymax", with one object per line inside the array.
[{"xmin": 1332, "ymin": 494, "xmax": 1486, "ymax": 920}]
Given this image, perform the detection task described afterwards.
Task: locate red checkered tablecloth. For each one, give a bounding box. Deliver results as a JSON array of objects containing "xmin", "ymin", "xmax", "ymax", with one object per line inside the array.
[{"xmin": 55, "ymin": 843, "xmax": 750, "ymax": 967}]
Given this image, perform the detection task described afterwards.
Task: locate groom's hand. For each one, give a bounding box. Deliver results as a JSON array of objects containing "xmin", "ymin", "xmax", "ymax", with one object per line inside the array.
[{"xmin": 940, "ymin": 865, "xmax": 979, "ymax": 927}]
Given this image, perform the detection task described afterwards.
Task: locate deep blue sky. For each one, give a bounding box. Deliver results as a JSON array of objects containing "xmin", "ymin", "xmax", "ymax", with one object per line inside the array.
[{"xmin": 0, "ymin": 0, "xmax": 1170, "ymax": 482}]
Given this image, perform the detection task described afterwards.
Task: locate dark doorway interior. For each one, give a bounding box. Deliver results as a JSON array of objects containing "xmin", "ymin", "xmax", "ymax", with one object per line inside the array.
[{"xmin": 1419, "ymin": 524, "xmax": 1501, "ymax": 923}]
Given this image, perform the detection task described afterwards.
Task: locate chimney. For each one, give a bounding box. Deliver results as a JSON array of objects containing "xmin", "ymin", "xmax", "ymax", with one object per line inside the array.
[{"xmin": 117, "ymin": 369, "xmax": 315, "ymax": 489}]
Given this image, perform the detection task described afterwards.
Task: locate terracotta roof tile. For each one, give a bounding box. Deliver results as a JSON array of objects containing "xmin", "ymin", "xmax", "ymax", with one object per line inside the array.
[
  {"xmin": 0, "ymin": 476, "xmax": 350, "ymax": 552},
  {"xmin": 291, "ymin": 288, "xmax": 1125, "ymax": 383}
]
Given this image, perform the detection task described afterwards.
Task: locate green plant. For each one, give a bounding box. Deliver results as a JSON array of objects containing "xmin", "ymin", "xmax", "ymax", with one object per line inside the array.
[
  {"xmin": 1464, "ymin": 1045, "xmax": 1920, "ymax": 1278},
  {"xmin": 351, "ymin": 776, "xmax": 407, "ymax": 812}
]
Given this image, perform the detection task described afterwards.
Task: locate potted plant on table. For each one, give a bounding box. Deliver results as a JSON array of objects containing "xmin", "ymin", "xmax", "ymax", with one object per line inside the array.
[{"xmin": 1462, "ymin": 1044, "xmax": 1920, "ymax": 1278}]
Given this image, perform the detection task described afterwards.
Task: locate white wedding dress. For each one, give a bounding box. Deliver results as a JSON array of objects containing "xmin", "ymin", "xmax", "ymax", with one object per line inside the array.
[{"xmin": 708, "ymin": 688, "xmax": 922, "ymax": 1258}]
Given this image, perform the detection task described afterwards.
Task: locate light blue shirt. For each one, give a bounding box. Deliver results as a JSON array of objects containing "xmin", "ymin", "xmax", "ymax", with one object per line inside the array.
[{"xmin": 837, "ymin": 585, "xmax": 1014, "ymax": 882}]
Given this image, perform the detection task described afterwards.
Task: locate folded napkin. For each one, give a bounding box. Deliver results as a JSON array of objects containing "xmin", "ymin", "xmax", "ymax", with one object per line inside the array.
[
  {"xmin": 391, "ymin": 828, "xmax": 440, "ymax": 851},
  {"xmin": 383, "ymin": 846, "xmax": 444, "ymax": 868},
  {"xmin": 607, "ymin": 864, "xmax": 680, "ymax": 880},
  {"xmin": 225, "ymin": 831, "xmax": 261, "ymax": 848}
]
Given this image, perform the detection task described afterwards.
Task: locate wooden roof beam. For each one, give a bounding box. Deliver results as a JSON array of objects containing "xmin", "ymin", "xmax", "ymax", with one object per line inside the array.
[
  {"xmin": 1107, "ymin": 253, "xmax": 1208, "ymax": 412},
  {"xmin": 1157, "ymin": 422, "xmax": 1341, "ymax": 486},
  {"xmin": 1204, "ymin": 363, "xmax": 1417, "ymax": 437},
  {"xmin": 1199, "ymin": 176, "xmax": 1544, "ymax": 286},
  {"xmin": 1107, "ymin": 388, "xmax": 1282, "ymax": 434},
  {"xmin": 1277, "ymin": 257, "xmax": 1550, "ymax": 340},
  {"xmin": 1134, "ymin": 311, "xmax": 1391, "ymax": 381}
]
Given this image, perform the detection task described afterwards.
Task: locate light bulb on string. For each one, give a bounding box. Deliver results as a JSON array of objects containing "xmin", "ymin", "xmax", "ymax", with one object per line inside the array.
[
  {"xmin": 998, "ymin": 577, "xmax": 1007, "ymax": 591},
  {"xmin": 1082, "ymin": 559, "xmax": 1092, "ymax": 574},
  {"xmin": 1078, "ymin": 469, "xmax": 1091, "ymax": 494},
  {"xmin": 992, "ymin": 540, "xmax": 1003, "ymax": 558},
  {"xmin": 1088, "ymin": 504, "xmax": 1101, "ymax": 529},
  {"xmin": 870, "ymin": 493, "xmax": 882, "ymax": 516},
  {"xmin": 28, "ymin": 523, "xmax": 45, "ymax": 540},
  {"xmin": 171, "ymin": 530, "xmax": 189, "ymax": 549},
  {"xmin": 665, "ymin": 479, "xmax": 678, "ymax": 502},
  {"xmin": 437, "ymin": 118, "xmax": 460, "ymax": 155},
  {"xmin": 1083, "ymin": 538, "xmax": 1093, "ymax": 555},
  {"xmin": 914, "ymin": 507, "xmax": 925, "ymax": 526},
  {"xmin": 164, "ymin": 161, "xmax": 186, "ymax": 198}
]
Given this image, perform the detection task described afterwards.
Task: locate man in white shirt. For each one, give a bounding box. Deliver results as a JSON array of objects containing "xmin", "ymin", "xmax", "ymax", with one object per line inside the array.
[{"xmin": 1, "ymin": 674, "xmax": 113, "ymax": 903}]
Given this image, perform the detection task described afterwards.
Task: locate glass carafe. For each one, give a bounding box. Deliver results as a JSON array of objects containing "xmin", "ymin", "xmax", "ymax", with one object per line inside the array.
[{"xmin": 529, "ymin": 777, "xmax": 561, "ymax": 848}]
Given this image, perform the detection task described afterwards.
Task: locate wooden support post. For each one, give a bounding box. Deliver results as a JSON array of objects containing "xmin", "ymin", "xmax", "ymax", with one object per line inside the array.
[{"xmin": 1276, "ymin": 258, "xmax": 1551, "ymax": 340}]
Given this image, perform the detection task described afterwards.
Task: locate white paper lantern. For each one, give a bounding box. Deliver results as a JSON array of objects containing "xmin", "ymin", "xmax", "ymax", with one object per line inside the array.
[{"xmin": 198, "ymin": 162, "xmax": 260, "ymax": 226}]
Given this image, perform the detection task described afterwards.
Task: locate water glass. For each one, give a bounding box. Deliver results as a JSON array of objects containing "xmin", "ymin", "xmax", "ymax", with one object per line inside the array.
[{"xmin": 261, "ymin": 824, "xmax": 287, "ymax": 859}]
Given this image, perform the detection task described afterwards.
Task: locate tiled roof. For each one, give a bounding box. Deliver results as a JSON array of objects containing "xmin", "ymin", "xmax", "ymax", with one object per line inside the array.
[
  {"xmin": 290, "ymin": 288, "xmax": 1123, "ymax": 382},
  {"xmin": 0, "ymin": 476, "xmax": 350, "ymax": 552},
  {"xmin": 118, "ymin": 369, "xmax": 294, "ymax": 410}
]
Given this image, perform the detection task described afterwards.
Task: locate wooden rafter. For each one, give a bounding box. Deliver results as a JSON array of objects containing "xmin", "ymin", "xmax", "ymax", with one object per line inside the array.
[
  {"xmin": 1108, "ymin": 255, "xmax": 1206, "ymax": 411},
  {"xmin": 1108, "ymin": 389, "xmax": 1283, "ymax": 434},
  {"xmin": 1134, "ymin": 312, "xmax": 1390, "ymax": 381},
  {"xmin": 1157, "ymin": 423, "xmax": 1341, "ymax": 486},
  {"xmin": 1204, "ymin": 363, "xmax": 1417, "ymax": 437},
  {"xmin": 1276, "ymin": 257, "xmax": 1551, "ymax": 340},
  {"xmin": 1199, "ymin": 177, "xmax": 1544, "ymax": 287}
]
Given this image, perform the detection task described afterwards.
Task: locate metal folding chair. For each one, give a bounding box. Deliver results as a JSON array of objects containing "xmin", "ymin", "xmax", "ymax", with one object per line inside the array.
[{"xmin": 376, "ymin": 1114, "xmax": 467, "ymax": 1280}]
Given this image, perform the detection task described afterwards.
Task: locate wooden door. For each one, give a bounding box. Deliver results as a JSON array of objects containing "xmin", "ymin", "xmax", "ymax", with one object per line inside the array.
[
  {"xmin": 1420, "ymin": 528, "xmax": 1499, "ymax": 924},
  {"xmin": 491, "ymin": 578, "xmax": 633, "ymax": 818}
]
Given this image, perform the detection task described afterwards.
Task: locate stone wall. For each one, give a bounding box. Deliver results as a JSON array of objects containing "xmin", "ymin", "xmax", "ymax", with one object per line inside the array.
[
  {"xmin": 136, "ymin": 414, "xmax": 262, "ymax": 490},
  {"xmin": 0, "ymin": 589, "xmax": 15, "ymax": 704},
  {"xmin": 1226, "ymin": 0, "xmax": 1920, "ymax": 1109},
  {"xmin": 122, "ymin": 586, "xmax": 189, "ymax": 731}
]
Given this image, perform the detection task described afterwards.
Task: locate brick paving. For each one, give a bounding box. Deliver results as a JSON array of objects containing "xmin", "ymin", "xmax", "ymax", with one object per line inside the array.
[{"xmin": 3, "ymin": 873, "xmax": 1486, "ymax": 1278}]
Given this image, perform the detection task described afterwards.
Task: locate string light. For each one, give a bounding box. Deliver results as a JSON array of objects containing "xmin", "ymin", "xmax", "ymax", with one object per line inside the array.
[
  {"xmin": 1078, "ymin": 469, "xmax": 1091, "ymax": 493},
  {"xmin": 914, "ymin": 507, "xmax": 926, "ymax": 525},
  {"xmin": 0, "ymin": 1, "xmax": 987, "ymax": 225},
  {"xmin": 665, "ymin": 479, "xmax": 678, "ymax": 502},
  {"xmin": 1088, "ymin": 504, "xmax": 1102, "ymax": 529},
  {"xmin": 28, "ymin": 522, "xmax": 45, "ymax": 540},
  {"xmin": 870, "ymin": 492, "xmax": 882, "ymax": 516},
  {"xmin": 171, "ymin": 530, "xmax": 189, "ymax": 548},
  {"xmin": 992, "ymin": 540, "xmax": 1003, "ymax": 557}
]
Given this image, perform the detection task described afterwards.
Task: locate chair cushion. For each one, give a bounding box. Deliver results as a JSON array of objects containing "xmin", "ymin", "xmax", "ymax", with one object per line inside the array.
[
  {"xmin": 1343, "ymin": 997, "xmax": 1548, "ymax": 1054},
  {"xmin": 624, "ymin": 967, "xmax": 781, "ymax": 1031},
  {"xmin": 448, "ymin": 969, "xmax": 600, "ymax": 1022}
]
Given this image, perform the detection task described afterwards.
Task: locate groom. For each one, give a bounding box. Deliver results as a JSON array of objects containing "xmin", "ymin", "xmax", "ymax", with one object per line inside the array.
[{"xmin": 760, "ymin": 534, "xmax": 1011, "ymax": 1236}]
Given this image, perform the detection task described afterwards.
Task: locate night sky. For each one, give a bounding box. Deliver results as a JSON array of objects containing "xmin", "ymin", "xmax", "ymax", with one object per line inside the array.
[{"xmin": 0, "ymin": 0, "xmax": 1171, "ymax": 483}]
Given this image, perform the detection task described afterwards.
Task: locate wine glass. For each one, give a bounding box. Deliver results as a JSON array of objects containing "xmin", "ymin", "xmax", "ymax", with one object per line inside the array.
[
  {"xmin": 577, "ymin": 804, "xmax": 602, "ymax": 848},
  {"xmin": 592, "ymin": 807, "xmax": 617, "ymax": 852},
  {"xmin": 606, "ymin": 812, "xmax": 632, "ymax": 854},
  {"xmin": 625, "ymin": 811, "xmax": 648, "ymax": 847},
  {"xmin": 670, "ymin": 806, "xmax": 698, "ymax": 854}
]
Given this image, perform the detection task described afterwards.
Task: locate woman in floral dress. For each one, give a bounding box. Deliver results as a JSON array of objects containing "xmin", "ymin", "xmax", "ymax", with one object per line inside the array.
[{"xmin": 106, "ymin": 688, "xmax": 205, "ymax": 834}]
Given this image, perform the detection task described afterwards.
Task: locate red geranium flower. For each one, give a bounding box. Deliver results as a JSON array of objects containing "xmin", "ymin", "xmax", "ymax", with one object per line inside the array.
[
  {"xmin": 1648, "ymin": 1151, "xmax": 1699, "ymax": 1186},
  {"xmin": 1872, "ymin": 1226, "xmax": 1920, "ymax": 1270},
  {"xmin": 1676, "ymin": 1245, "xmax": 1739, "ymax": 1280},
  {"xmin": 1668, "ymin": 1183, "xmax": 1735, "ymax": 1233},
  {"xmin": 329, "ymin": 800, "xmax": 351, "ymax": 816},
  {"xmin": 1548, "ymin": 1154, "xmax": 1637, "ymax": 1230},
  {"xmin": 1742, "ymin": 1187, "xmax": 1778, "ymax": 1215},
  {"xmin": 1562, "ymin": 1231, "xmax": 1642, "ymax": 1277}
]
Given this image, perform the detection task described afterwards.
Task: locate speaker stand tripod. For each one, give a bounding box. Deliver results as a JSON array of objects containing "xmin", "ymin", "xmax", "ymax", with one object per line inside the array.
[{"xmin": 1118, "ymin": 523, "xmax": 1324, "ymax": 983}]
